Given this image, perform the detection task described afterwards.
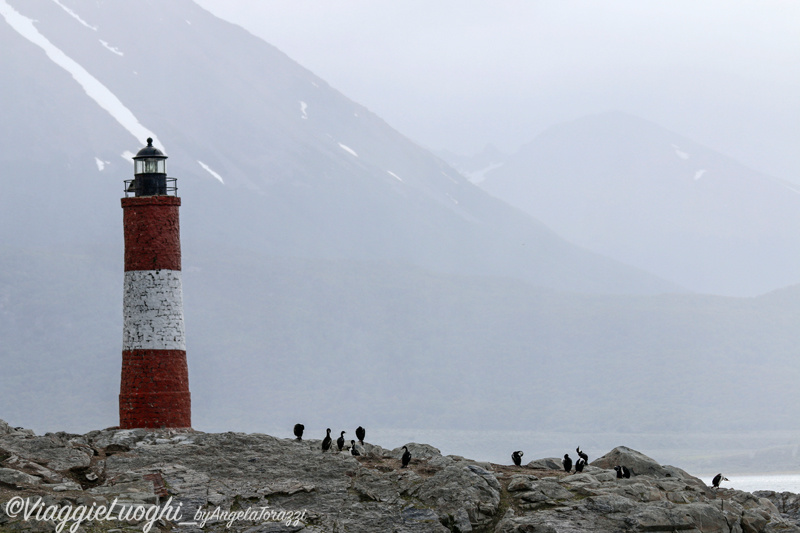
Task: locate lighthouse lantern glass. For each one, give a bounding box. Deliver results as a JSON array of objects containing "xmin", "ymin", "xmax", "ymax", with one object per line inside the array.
[{"xmin": 135, "ymin": 158, "xmax": 166, "ymax": 175}]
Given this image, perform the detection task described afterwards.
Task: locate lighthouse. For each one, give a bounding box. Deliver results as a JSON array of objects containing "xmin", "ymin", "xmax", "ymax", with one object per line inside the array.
[{"xmin": 119, "ymin": 138, "xmax": 191, "ymax": 428}]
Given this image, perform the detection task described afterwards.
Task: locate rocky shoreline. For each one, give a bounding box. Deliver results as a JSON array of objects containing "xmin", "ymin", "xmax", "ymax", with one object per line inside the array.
[{"xmin": 1, "ymin": 418, "xmax": 798, "ymax": 532}]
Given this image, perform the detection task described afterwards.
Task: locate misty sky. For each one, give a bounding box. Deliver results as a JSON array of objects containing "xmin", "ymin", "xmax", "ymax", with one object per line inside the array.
[{"xmin": 193, "ymin": 0, "xmax": 799, "ymax": 182}]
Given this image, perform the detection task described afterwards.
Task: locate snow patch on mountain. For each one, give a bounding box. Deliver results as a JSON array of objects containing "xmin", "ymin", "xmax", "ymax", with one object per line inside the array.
[
  {"xmin": 694, "ymin": 169, "xmax": 707, "ymax": 180},
  {"xmin": 672, "ymin": 144, "xmax": 689, "ymax": 160},
  {"xmin": 387, "ymin": 171, "xmax": 403, "ymax": 182},
  {"xmin": 95, "ymin": 157, "xmax": 107, "ymax": 171},
  {"xmin": 464, "ymin": 162, "xmax": 504, "ymax": 184},
  {"xmin": 441, "ymin": 171, "xmax": 459, "ymax": 184},
  {"xmin": 99, "ymin": 39, "xmax": 123, "ymax": 56},
  {"xmin": 0, "ymin": 0, "xmax": 161, "ymax": 149},
  {"xmin": 338, "ymin": 143, "xmax": 358, "ymax": 157},
  {"xmin": 51, "ymin": 0, "xmax": 96, "ymax": 30},
  {"xmin": 300, "ymin": 101, "xmax": 308, "ymax": 119},
  {"xmin": 198, "ymin": 161, "xmax": 225, "ymax": 184}
]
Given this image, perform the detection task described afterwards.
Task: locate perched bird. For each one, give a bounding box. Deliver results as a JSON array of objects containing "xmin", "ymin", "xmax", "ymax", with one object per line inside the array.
[
  {"xmin": 337, "ymin": 431, "xmax": 346, "ymax": 451},
  {"xmin": 401, "ymin": 446, "xmax": 411, "ymax": 468},
  {"xmin": 511, "ymin": 450, "xmax": 524, "ymax": 466},
  {"xmin": 356, "ymin": 426, "xmax": 366, "ymax": 445},
  {"xmin": 712, "ymin": 473, "xmax": 729, "ymax": 488},
  {"xmin": 561, "ymin": 454, "xmax": 573, "ymax": 473},
  {"xmin": 321, "ymin": 428, "xmax": 332, "ymax": 452},
  {"xmin": 350, "ymin": 440, "xmax": 361, "ymax": 456},
  {"xmin": 293, "ymin": 423, "xmax": 304, "ymax": 441},
  {"xmin": 614, "ymin": 465, "xmax": 631, "ymax": 478},
  {"xmin": 576, "ymin": 446, "xmax": 588, "ymax": 463},
  {"xmin": 575, "ymin": 457, "xmax": 586, "ymax": 472}
]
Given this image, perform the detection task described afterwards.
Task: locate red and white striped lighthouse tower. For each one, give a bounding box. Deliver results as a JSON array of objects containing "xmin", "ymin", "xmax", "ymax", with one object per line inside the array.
[{"xmin": 119, "ymin": 138, "xmax": 191, "ymax": 429}]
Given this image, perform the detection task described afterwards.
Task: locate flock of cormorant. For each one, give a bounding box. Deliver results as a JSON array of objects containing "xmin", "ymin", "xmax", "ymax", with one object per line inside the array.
[
  {"xmin": 294, "ymin": 423, "xmax": 377, "ymax": 459},
  {"xmin": 292, "ymin": 425, "xmax": 730, "ymax": 488}
]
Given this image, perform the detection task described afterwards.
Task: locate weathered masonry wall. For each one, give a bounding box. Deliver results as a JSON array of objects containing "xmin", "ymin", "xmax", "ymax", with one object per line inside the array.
[
  {"xmin": 122, "ymin": 196, "xmax": 181, "ymax": 271},
  {"xmin": 120, "ymin": 195, "xmax": 191, "ymax": 429},
  {"xmin": 122, "ymin": 270, "xmax": 185, "ymax": 350}
]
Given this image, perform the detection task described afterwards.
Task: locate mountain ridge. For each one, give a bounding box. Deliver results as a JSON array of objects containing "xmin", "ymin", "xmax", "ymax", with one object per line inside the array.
[{"xmin": 476, "ymin": 111, "xmax": 800, "ymax": 296}]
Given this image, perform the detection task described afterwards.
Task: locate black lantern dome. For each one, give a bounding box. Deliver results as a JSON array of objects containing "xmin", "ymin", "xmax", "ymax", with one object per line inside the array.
[{"xmin": 129, "ymin": 138, "xmax": 169, "ymax": 196}]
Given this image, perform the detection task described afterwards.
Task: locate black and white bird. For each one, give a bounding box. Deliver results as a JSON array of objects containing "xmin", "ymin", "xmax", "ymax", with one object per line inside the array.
[
  {"xmin": 511, "ymin": 450, "xmax": 524, "ymax": 466},
  {"xmin": 576, "ymin": 446, "xmax": 588, "ymax": 463},
  {"xmin": 614, "ymin": 465, "xmax": 631, "ymax": 478},
  {"xmin": 561, "ymin": 454, "xmax": 573, "ymax": 473},
  {"xmin": 575, "ymin": 457, "xmax": 586, "ymax": 472},
  {"xmin": 350, "ymin": 440, "xmax": 361, "ymax": 456},
  {"xmin": 293, "ymin": 423, "xmax": 304, "ymax": 441},
  {"xmin": 356, "ymin": 426, "xmax": 366, "ymax": 445},
  {"xmin": 337, "ymin": 431, "xmax": 346, "ymax": 451},
  {"xmin": 401, "ymin": 446, "xmax": 411, "ymax": 468},
  {"xmin": 712, "ymin": 473, "xmax": 729, "ymax": 488},
  {"xmin": 321, "ymin": 428, "xmax": 332, "ymax": 452}
]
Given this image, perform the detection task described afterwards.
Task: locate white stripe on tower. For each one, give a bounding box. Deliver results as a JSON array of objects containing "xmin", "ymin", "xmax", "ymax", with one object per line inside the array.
[{"xmin": 122, "ymin": 270, "xmax": 185, "ymax": 350}]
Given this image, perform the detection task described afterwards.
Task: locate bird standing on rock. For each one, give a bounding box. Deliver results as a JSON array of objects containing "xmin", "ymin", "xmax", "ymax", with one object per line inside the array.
[
  {"xmin": 712, "ymin": 473, "xmax": 729, "ymax": 488},
  {"xmin": 293, "ymin": 424, "xmax": 304, "ymax": 440},
  {"xmin": 561, "ymin": 454, "xmax": 572, "ymax": 473},
  {"xmin": 322, "ymin": 428, "xmax": 332, "ymax": 452},
  {"xmin": 576, "ymin": 446, "xmax": 588, "ymax": 463},
  {"xmin": 356, "ymin": 426, "xmax": 366, "ymax": 445},
  {"xmin": 350, "ymin": 440, "xmax": 360, "ymax": 456},
  {"xmin": 614, "ymin": 465, "xmax": 631, "ymax": 478},
  {"xmin": 575, "ymin": 458, "xmax": 586, "ymax": 472},
  {"xmin": 401, "ymin": 446, "xmax": 411, "ymax": 468},
  {"xmin": 337, "ymin": 431, "xmax": 346, "ymax": 451},
  {"xmin": 512, "ymin": 450, "xmax": 524, "ymax": 466}
]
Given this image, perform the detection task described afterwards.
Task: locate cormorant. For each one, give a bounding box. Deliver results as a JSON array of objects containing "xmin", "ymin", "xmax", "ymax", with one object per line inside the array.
[
  {"xmin": 321, "ymin": 428, "xmax": 332, "ymax": 452},
  {"xmin": 561, "ymin": 454, "xmax": 572, "ymax": 473},
  {"xmin": 614, "ymin": 465, "xmax": 631, "ymax": 478},
  {"xmin": 712, "ymin": 473, "xmax": 728, "ymax": 488},
  {"xmin": 576, "ymin": 446, "xmax": 588, "ymax": 463},
  {"xmin": 356, "ymin": 426, "xmax": 366, "ymax": 445},
  {"xmin": 575, "ymin": 458, "xmax": 586, "ymax": 472},
  {"xmin": 350, "ymin": 440, "xmax": 360, "ymax": 456},
  {"xmin": 337, "ymin": 431, "xmax": 346, "ymax": 451},
  {"xmin": 512, "ymin": 450, "xmax": 524, "ymax": 466},
  {"xmin": 401, "ymin": 446, "xmax": 411, "ymax": 468},
  {"xmin": 293, "ymin": 423, "xmax": 304, "ymax": 441}
]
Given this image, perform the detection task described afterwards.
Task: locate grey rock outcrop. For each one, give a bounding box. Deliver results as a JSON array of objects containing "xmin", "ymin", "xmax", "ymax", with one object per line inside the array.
[{"xmin": 0, "ymin": 419, "xmax": 798, "ymax": 532}]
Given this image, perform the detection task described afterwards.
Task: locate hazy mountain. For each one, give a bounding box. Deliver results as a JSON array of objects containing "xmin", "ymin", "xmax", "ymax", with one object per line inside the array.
[
  {"xmin": 477, "ymin": 112, "xmax": 800, "ymax": 296},
  {"xmin": 0, "ymin": 0, "xmax": 671, "ymax": 296},
  {"xmin": 1, "ymin": 0, "xmax": 798, "ymax": 465},
  {"xmin": 434, "ymin": 144, "xmax": 507, "ymax": 184}
]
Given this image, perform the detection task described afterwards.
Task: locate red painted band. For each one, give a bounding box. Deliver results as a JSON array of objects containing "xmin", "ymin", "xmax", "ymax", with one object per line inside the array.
[
  {"xmin": 119, "ymin": 349, "xmax": 191, "ymax": 429},
  {"xmin": 122, "ymin": 196, "xmax": 182, "ymax": 272}
]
